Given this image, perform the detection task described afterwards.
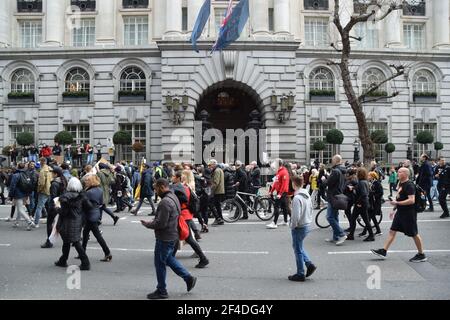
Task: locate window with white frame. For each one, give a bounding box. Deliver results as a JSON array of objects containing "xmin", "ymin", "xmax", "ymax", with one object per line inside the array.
[
  {"xmin": 120, "ymin": 66, "xmax": 146, "ymax": 92},
  {"xmin": 10, "ymin": 125, "xmax": 34, "ymax": 145},
  {"xmin": 64, "ymin": 125, "xmax": 90, "ymax": 145},
  {"xmin": 413, "ymin": 123, "xmax": 437, "ymax": 160},
  {"xmin": 403, "ymin": 23, "xmax": 425, "ymax": 49},
  {"xmin": 119, "ymin": 124, "xmax": 146, "ymax": 163},
  {"xmin": 304, "ymin": 17, "xmax": 329, "ymax": 47},
  {"xmin": 123, "ymin": 16, "xmax": 148, "ymax": 46},
  {"xmin": 19, "ymin": 20, "xmax": 42, "ymax": 48},
  {"xmin": 65, "ymin": 68, "xmax": 90, "ymax": 92},
  {"xmin": 367, "ymin": 122, "xmax": 388, "ymax": 164},
  {"xmin": 309, "ymin": 67, "xmax": 334, "ymax": 90},
  {"xmin": 362, "ymin": 68, "xmax": 387, "ymax": 94},
  {"xmin": 310, "ymin": 122, "xmax": 335, "ymax": 164},
  {"xmin": 11, "ymin": 69, "xmax": 35, "ymax": 93},
  {"xmin": 72, "ymin": 19, "xmax": 95, "ymax": 47},
  {"xmin": 413, "ymin": 69, "xmax": 436, "ymax": 93},
  {"xmin": 355, "ymin": 22, "xmax": 379, "ymax": 49}
]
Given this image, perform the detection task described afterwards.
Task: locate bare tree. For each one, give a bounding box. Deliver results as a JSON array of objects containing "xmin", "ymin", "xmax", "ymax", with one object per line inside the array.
[{"xmin": 331, "ymin": 0, "xmax": 407, "ymax": 165}]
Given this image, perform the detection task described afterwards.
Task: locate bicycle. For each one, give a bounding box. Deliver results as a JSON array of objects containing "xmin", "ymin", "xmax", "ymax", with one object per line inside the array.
[
  {"xmin": 315, "ymin": 205, "xmax": 383, "ymax": 229},
  {"xmin": 221, "ymin": 191, "xmax": 275, "ymax": 223}
]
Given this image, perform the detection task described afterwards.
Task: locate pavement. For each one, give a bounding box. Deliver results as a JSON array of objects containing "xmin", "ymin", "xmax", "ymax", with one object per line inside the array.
[{"xmin": 1, "ymin": 193, "xmax": 450, "ymax": 300}]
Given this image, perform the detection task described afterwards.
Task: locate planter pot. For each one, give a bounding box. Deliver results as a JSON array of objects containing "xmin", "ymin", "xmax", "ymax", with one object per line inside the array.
[
  {"xmin": 8, "ymin": 97, "xmax": 34, "ymax": 103},
  {"xmin": 119, "ymin": 95, "xmax": 146, "ymax": 101},
  {"xmin": 310, "ymin": 95, "xmax": 335, "ymax": 101},
  {"xmin": 413, "ymin": 96, "xmax": 437, "ymax": 103},
  {"xmin": 63, "ymin": 96, "xmax": 89, "ymax": 102}
]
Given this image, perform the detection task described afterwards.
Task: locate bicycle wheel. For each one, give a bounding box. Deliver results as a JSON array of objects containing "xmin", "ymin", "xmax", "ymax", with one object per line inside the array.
[
  {"xmin": 221, "ymin": 199, "xmax": 242, "ymax": 223},
  {"xmin": 255, "ymin": 197, "xmax": 275, "ymax": 221},
  {"xmin": 315, "ymin": 207, "xmax": 330, "ymax": 228}
]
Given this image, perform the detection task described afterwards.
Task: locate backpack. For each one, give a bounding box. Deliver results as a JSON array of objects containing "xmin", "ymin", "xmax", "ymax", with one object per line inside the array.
[
  {"xmin": 414, "ymin": 184, "xmax": 427, "ymax": 213},
  {"xmin": 188, "ymin": 188, "xmax": 200, "ymax": 215},
  {"xmin": 17, "ymin": 172, "xmax": 33, "ymax": 194},
  {"xmin": 168, "ymin": 195, "xmax": 189, "ymax": 241}
]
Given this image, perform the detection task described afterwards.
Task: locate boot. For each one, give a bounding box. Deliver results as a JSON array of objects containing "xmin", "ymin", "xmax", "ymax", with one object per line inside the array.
[{"xmin": 194, "ymin": 230, "xmax": 202, "ymax": 241}]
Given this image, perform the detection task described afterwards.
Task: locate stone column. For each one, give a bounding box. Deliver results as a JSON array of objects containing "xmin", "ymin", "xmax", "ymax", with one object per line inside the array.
[
  {"xmin": 274, "ymin": 0, "xmax": 290, "ymax": 34},
  {"xmin": 188, "ymin": 0, "xmax": 204, "ymax": 33},
  {"xmin": 0, "ymin": 0, "xmax": 10, "ymax": 47},
  {"xmin": 96, "ymin": 0, "xmax": 116, "ymax": 45},
  {"xmin": 433, "ymin": 0, "xmax": 450, "ymax": 49},
  {"xmin": 252, "ymin": 0, "xmax": 269, "ymax": 37},
  {"xmin": 44, "ymin": 0, "xmax": 66, "ymax": 46},
  {"xmin": 384, "ymin": 9, "xmax": 401, "ymax": 48},
  {"xmin": 165, "ymin": 0, "xmax": 182, "ymax": 37},
  {"xmin": 153, "ymin": 0, "xmax": 166, "ymax": 39}
]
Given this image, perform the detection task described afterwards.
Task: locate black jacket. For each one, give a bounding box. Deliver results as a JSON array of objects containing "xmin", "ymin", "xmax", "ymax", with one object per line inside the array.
[
  {"xmin": 224, "ymin": 168, "xmax": 236, "ymax": 199},
  {"xmin": 249, "ymin": 166, "xmax": 261, "ymax": 188},
  {"xmin": 85, "ymin": 187, "xmax": 103, "ymax": 223},
  {"xmin": 235, "ymin": 167, "xmax": 248, "ymax": 192},
  {"xmin": 49, "ymin": 177, "xmax": 65, "ymax": 211},
  {"xmin": 325, "ymin": 165, "xmax": 347, "ymax": 200},
  {"xmin": 369, "ymin": 180, "xmax": 383, "ymax": 215},
  {"xmin": 140, "ymin": 168, "xmax": 154, "ymax": 198},
  {"xmin": 436, "ymin": 164, "xmax": 450, "ymax": 189},
  {"xmin": 58, "ymin": 192, "xmax": 93, "ymax": 243},
  {"xmin": 146, "ymin": 191, "xmax": 180, "ymax": 241},
  {"xmin": 354, "ymin": 180, "xmax": 370, "ymax": 207},
  {"xmin": 416, "ymin": 160, "xmax": 433, "ymax": 190}
]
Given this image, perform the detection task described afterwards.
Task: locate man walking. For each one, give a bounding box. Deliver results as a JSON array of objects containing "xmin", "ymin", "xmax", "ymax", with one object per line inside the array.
[
  {"xmin": 34, "ymin": 157, "xmax": 53, "ymax": 227},
  {"xmin": 234, "ymin": 161, "xmax": 249, "ymax": 219},
  {"xmin": 372, "ymin": 167, "xmax": 427, "ymax": 262},
  {"xmin": 323, "ymin": 155, "xmax": 347, "ymax": 245},
  {"xmin": 141, "ymin": 178, "xmax": 197, "ymax": 299},
  {"xmin": 208, "ymin": 159, "xmax": 225, "ymax": 225},
  {"xmin": 436, "ymin": 157, "xmax": 450, "ymax": 218},
  {"xmin": 267, "ymin": 158, "xmax": 290, "ymax": 229},
  {"xmin": 131, "ymin": 163, "xmax": 156, "ymax": 215},
  {"xmin": 249, "ymin": 161, "xmax": 262, "ymax": 194},
  {"xmin": 9, "ymin": 163, "xmax": 35, "ymax": 230},
  {"xmin": 416, "ymin": 154, "xmax": 434, "ymax": 212}
]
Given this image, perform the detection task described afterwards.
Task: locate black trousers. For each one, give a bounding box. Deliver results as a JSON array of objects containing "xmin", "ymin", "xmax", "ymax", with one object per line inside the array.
[
  {"xmin": 367, "ymin": 207, "xmax": 381, "ymax": 234},
  {"xmin": 439, "ymin": 187, "xmax": 449, "ymax": 215},
  {"xmin": 59, "ymin": 241, "xmax": 89, "ymax": 266},
  {"xmin": 134, "ymin": 196, "xmax": 156, "ymax": 214},
  {"xmin": 0, "ymin": 192, "xmax": 5, "ymax": 205},
  {"xmin": 212, "ymin": 194, "xmax": 225, "ymax": 221},
  {"xmin": 100, "ymin": 205, "xmax": 116, "ymax": 221},
  {"xmin": 82, "ymin": 221, "xmax": 111, "ymax": 256},
  {"xmin": 198, "ymin": 196, "xmax": 209, "ymax": 226},
  {"xmin": 348, "ymin": 204, "xmax": 373, "ymax": 237},
  {"xmin": 273, "ymin": 193, "xmax": 290, "ymax": 224},
  {"xmin": 173, "ymin": 220, "xmax": 207, "ymax": 261}
]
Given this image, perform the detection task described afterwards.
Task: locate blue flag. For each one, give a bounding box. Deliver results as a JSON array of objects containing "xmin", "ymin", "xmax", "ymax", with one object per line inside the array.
[
  {"xmin": 212, "ymin": 0, "xmax": 249, "ymax": 52},
  {"xmin": 190, "ymin": 0, "xmax": 211, "ymax": 53}
]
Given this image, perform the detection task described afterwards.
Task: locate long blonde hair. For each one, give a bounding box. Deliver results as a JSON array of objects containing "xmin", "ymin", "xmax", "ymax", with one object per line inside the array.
[{"xmin": 182, "ymin": 169, "xmax": 195, "ymax": 191}]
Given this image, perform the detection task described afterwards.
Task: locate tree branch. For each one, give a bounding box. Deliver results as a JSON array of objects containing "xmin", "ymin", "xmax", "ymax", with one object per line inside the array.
[
  {"xmin": 360, "ymin": 91, "xmax": 400, "ymax": 104},
  {"xmin": 349, "ymin": 36, "xmax": 362, "ymax": 42},
  {"xmin": 345, "ymin": 2, "xmax": 403, "ymax": 32},
  {"xmin": 333, "ymin": 0, "xmax": 344, "ymax": 37},
  {"xmin": 358, "ymin": 68, "xmax": 405, "ymax": 101},
  {"xmin": 330, "ymin": 43, "xmax": 343, "ymax": 52}
]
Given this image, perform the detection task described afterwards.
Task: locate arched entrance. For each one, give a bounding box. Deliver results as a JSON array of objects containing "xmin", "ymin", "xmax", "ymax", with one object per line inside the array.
[{"xmin": 196, "ymin": 80, "xmax": 264, "ymax": 164}]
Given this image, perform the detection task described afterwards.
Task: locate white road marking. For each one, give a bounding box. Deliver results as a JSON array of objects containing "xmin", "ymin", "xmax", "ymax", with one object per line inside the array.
[
  {"xmin": 328, "ymin": 249, "xmax": 450, "ymax": 255},
  {"xmin": 120, "ymin": 217, "xmax": 127, "ymax": 220},
  {"xmin": 87, "ymin": 246, "xmax": 269, "ymax": 255},
  {"xmin": 0, "ymin": 244, "xmax": 11, "ymax": 247}
]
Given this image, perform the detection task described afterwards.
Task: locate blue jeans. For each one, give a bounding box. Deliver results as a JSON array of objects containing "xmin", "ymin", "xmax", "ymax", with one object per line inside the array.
[
  {"xmin": 154, "ymin": 239, "xmax": 191, "ymax": 294},
  {"xmin": 34, "ymin": 193, "xmax": 49, "ymax": 225},
  {"xmin": 29, "ymin": 191, "xmax": 36, "ymax": 214},
  {"xmin": 326, "ymin": 205, "xmax": 345, "ymax": 241},
  {"xmin": 87, "ymin": 153, "xmax": 94, "ymax": 164},
  {"xmin": 291, "ymin": 226, "xmax": 312, "ymax": 276},
  {"xmin": 430, "ymin": 180, "xmax": 439, "ymax": 200}
]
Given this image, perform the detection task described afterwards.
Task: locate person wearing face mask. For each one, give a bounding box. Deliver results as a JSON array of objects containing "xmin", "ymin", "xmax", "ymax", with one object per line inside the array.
[{"xmin": 267, "ymin": 159, "xmax": 290, "ymax": 229}]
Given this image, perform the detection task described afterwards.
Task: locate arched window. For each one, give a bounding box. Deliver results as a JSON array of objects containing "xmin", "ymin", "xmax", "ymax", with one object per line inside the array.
[
  {"xmin": 413, "ymin": 69, "xmax": 436, "ymax": 93},
  {"xmin": 11, "ymin": 68, "xmax": 35, "ymax": 93},
  {"xmin": 309, "ymin": 67, "xmax": 334, "ymax": 91},
  {"xmin": 65, "ymin": 67, "xmax": 90, "ymax": 92},
  {"xmin": 362, "ymin": 68, "xmax": 387, "ymax": 94},
  {"xmin": 120, "ymin": 66, "xmax": 146, "ymax": 92}
]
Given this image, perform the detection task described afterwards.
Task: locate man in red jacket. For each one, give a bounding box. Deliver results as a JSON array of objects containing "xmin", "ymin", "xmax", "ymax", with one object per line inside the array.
[{"xmin": 267, "ymin": 158, "xmax": 290, "ymax": 229}]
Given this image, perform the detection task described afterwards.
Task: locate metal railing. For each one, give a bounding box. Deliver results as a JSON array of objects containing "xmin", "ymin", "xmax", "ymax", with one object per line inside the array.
[
  {"xmin": 304, "ymin": 0, "xmax": 329, "ymax": 11},
  {"xmin": 17, "ymin": 0, "xmax": 42, "ymax": 13},
  {"xmin": 122, "ymin": 0, "xmax": 149, "ymax": 9},
  {"xmin": 71, "ymin": 0, "xmax": 96, "ymax": 12}
]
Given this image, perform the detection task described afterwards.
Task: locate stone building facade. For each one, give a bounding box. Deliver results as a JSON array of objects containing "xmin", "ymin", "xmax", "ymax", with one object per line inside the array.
[{"xmin": 0, "ymin": 0, "xmax": 449, "ymax": 165}]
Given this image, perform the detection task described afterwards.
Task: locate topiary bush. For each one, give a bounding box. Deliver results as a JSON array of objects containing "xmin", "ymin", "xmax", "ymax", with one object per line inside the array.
[
  {"xmin": 385, "ymin": 143, "xmax": 395, "ymax": 154},
  {"xmin": 54, "ymin": 131, "xmax": 74, "ymax": 145},
  {"xmin": 312, "ymin": 140, "xmax": 326, "ymax": 151},
  {"xmin": 416, "ymin": 131, "xmax": 434, "ymax": 145},
  {"xmin": 325, "ymin": 129, "xmax": 344, "ymax": 145},
  {"xmin": 113, "ymin": 131, "xmax": 132, "ymax": 145},
  {"xmin": 370, "ymin": 130, "xmax": 388, "ymax": 144},
  {"xmin": 434, "ymin": 142, "xmax": 444, "ymax": 151},
  {"xmin": 132, "ymin": 141, "xmax": 145, "ymax": 152},
  {"xmin": 16, "ymin": 132, "xmax": 34, "ymax": 146}
]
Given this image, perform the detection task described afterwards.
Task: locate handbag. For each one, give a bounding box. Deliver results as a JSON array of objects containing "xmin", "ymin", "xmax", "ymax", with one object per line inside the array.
[{"xmin": 331, "ymin": 194, "xmax": 349, "ymax": 210}]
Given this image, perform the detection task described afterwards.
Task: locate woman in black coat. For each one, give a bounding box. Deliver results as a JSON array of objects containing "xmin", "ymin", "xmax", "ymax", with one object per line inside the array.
[
  {"xmin": 364, "ymin": 171, "xmax": 383, "ymax": 236},
  {"xmin": 82, "ymin": 174, "xmax": 112, "ymax": 262},
  {"xmin": 346, "ymin": 168, "xmax": 374, "ymax": 242},
  {"xmin": 55, "ymin": 177, "xmax": 92, "ymax": 270}
]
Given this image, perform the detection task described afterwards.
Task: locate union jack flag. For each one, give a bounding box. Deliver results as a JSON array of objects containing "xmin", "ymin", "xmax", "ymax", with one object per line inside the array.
[{"xmin": 212, "ymin": 0, "xmax": 234, "ymax": 51}]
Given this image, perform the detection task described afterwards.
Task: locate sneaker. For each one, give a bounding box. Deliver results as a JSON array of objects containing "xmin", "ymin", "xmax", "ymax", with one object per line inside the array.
[
  {"xmin": 306, "ymin": 264, "xmax": 317, "ymax": 278},
  {"xmin": 186, "ymin": 276, "xmax": 197, "ymax": 292},
  {"xmin": 363, "ymin": 236, "xmax": 375, "ymax": 242},
  {"xmin": 371, "ymin": 248, "xmax": 387, "ymax": 259},
  {"xmin": 375, "ymin": 231, "xmax": 383, "ymax": 237},
  {"xmin": 26, "ymin": 222, "xmax": 35, "ymax": 231},
  {"xmin": 12, "ymin": 222, "xmax": 19, "ymax": 228},
  {"xmin": 41, "ymin": 241, "xmax": 53, "ymax": 249},
  {"xmin": 266, "ymin": 222, "xmax": 277, "ymax": 229},
  {"xmin": 113, "ymin": 216, "xmax": 119, "ymax": 226},
  {"xmin": 54, "ymin": 261, "xmax": 68, "ymax": 268},
  {"xmin": 212, "ymin": 219, "xmax": 224, "ymax": 226},
  {"xmin": 195, "ymin": 259, "xmax": 209, "ymax": 269},
  {"xmin": 325, "ymin": 238, "xmax": 336, "ymax": 243},
  {"xmin": 335, "ymin": 235, "xmax": 347, "ymax": 246},
  {"xmin": 147, "ymin": 290, "xmax": 168, "ymax": 300},
  {"xmin": 33, "ymin": 224, "xmax": 39, "ymax": 229},
  {"xmin": 79, "ymin": 264, "xmax": 91, "ymax": 271},
  {"xmin": 440, "ymin": 213, "xmax": 450, "ymax": 219},
  {"xmin": 278, "ymin": 221, "xmax": 288, "ymax": 226},
  {"xmin": 288, "ymin": 274, "xmax": 305, "ymax": 282},
  {"xmin": 409, "ymin": 253, "xmax": 427, "ymax": 263}
]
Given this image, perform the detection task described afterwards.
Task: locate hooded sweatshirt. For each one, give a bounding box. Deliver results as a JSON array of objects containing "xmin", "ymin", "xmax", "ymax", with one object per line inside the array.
[{"xmin": 290, "ymin": 188, "xmax": 313, "ymax": 229}]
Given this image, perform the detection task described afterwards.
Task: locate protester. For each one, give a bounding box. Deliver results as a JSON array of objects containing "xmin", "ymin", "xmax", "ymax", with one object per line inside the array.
[
  {"xmin": 416, "ymin": 153, "xmax": 434, "ymax": 212},
  {"xmin": 131, "ymin": 163, "xmax": 155, "ymax": 215},
  {"xmin": 208, "ymin": 159, "xmax": 225, "ymax": 226},
  {"xmin": 140, "ymin": 178, "xmax": 197, "ymax": 299},
  {"xmin": 34, "ymin": 157, "xmax": 53, "ymax": 227},
  {"xmin": 436, "ymin": 157, "xmax": 450, "ymax": 218},
  {"xmin": 267, "ymin": 159, "xmax": 290, "ymax": 229},
  {"xmin": 9, "ymin": 163, "xmax": 35, "ymax": 230}
]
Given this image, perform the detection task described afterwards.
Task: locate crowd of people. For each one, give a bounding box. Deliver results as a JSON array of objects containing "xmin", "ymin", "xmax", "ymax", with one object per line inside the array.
[{"xmin": 1, "ymin": 150, "xmax": 450, "ymax": 298}]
